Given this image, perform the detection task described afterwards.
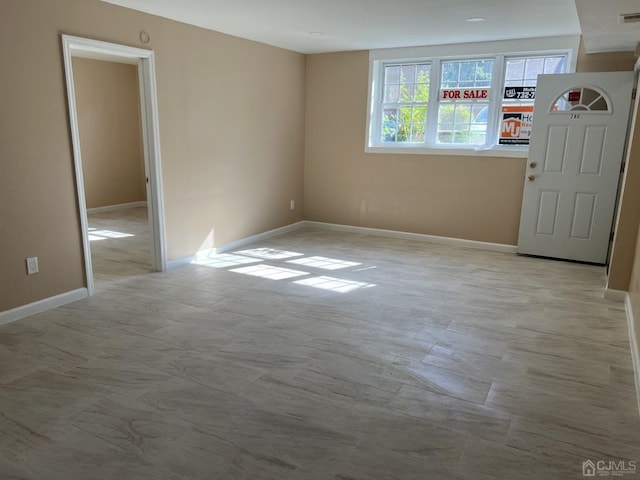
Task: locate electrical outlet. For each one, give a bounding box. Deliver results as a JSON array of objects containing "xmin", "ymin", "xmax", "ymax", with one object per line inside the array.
[
  {"xmin": 290, "ymin": 200, "xmax": 295, "ymax": 210},
  {"xmin": 26, "ymin": 257, "xmax": 39, "ymax": 275}
]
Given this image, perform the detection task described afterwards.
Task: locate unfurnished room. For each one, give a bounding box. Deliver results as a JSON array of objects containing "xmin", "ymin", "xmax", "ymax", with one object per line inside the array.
[{"xmin": 2, "ymin": 0, "xmax": 640, "ymax": 478}]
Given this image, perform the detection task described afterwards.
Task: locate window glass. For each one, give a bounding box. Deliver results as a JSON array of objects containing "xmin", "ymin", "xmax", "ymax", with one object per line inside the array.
[
  {"xmin": 371, "ymin": 52, "xmax": 569, "ymax": 150},
  {"xmin": 499, "ymin": 55, "xmax": 566, "ymax": 146},
  {"xmin": 552, "ymin": 87, "xmax": 610, "ymax": 112},
  {"xmin": 381, "ymin": 63, "xmax": 430, "ymax": 143},
  {"xmin": 505, "ymin": 56, "xmax": 565, "ymax": 87},
  {"xmin": 437, "ymin": 59, "xmax": 493, "ymax": 145}
]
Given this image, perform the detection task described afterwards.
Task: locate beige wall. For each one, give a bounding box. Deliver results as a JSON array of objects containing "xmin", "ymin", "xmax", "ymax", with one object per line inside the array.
[
  {"xmin": 577, "ymin": 38, "xmax": 637, "ymax": 73},
  {"xmin": 629, "ymin": 226, "xmax": 640, "ymax": 351},
  {"xmin": 628, "ymin": 116, "xmax": 640, "ymax": 364},
  {"xmin": 609, "ymin": 71, "xmax": 640, "ymax": 292},
  {"xmin": 0, "ymin": 0, "xmax": 305, "ymax": 312},
  {"xmin": 304, "ymin": 51, "xmax": 526, "ymax": 245},
  {"xmin": 72, "ymin": 57, "xmax": 146, "ymax": 209},
  {"xmin": 304, "ymin": 46, "xmax": 637, "ymax": 249}
]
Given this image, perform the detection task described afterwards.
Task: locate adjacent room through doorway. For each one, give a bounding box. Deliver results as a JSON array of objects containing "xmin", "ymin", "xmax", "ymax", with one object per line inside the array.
[{"xmin": 72, "ymin": 56, "xmax": 152, "ymax": 286}]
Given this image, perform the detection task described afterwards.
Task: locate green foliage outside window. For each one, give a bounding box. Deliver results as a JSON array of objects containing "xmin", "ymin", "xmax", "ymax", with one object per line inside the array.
[{"xmin": 382, "ymin": 64, "xmax": 430, "ymax": 143}]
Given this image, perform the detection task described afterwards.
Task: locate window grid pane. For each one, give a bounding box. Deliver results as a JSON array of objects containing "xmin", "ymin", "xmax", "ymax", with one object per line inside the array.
[
  {"xmin": 504, "ymin": 56, "xmax": 565, "ymax": 87},
  {"xmin": 437, "ymin": 59, "xmax": 492, "ymax": 145},
  {"xmin": 441, "ymin": 59, "xmax": 493, "ymax": 89},
  {"xmin": 374, "ymin": 52, "xmax": 569, "ymax": 149},
  {"xmin": 437, "ymin": 103, "xmax": 488, "ymax": 145},
  {"xmin": 381, "ymin": 62, "xmax": 430, "ymax": 143}
]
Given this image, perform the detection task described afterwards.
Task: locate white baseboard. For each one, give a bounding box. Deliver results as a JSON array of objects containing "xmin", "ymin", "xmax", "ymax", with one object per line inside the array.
[
  {"xmin": 167, "ymin": 221, "xmax": 306, "ymax": 269},
  {"xmin": 168, "ymin": 219, "xmax": 518, "ymax": 269},
  {"xmin": 303, "ymin": 221, "xmax": 518, "ymax": 254},
  {"xmin": 625, "ymin": 294, "xmax": 640, "ymax": 416},
  {"xmin": 0, "ymin": 288, "xmax": 88, "ymax": 326},
  {"xmin": 604, "ymin": 288, "xmax": 628, "ymax": 302},
  {"xmin": 87, "ymin": 201, "xmax": 147, "ymax": 214}
]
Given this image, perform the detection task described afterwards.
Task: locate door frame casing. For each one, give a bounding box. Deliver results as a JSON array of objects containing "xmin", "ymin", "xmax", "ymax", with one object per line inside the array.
[{"xmin": 61, "ymin": 34, "xmax": 167, "ymax": 295}]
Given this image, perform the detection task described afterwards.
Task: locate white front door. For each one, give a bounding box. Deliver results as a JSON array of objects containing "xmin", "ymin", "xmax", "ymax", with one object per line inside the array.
[{"xmin": 517, "ymin": 72, "xmax": 634, "ymax": 264}]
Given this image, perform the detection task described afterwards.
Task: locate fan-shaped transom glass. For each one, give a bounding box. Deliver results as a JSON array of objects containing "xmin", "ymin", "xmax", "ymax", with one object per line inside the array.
[{"xmin": 551, "ymin": 87, "xmax": 611, "ymax": 113}]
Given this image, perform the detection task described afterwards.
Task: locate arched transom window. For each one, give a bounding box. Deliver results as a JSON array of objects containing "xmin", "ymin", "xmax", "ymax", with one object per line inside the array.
[{"xmin": 551, "ymin": 87, "xmax": 611, "ymax": 113}]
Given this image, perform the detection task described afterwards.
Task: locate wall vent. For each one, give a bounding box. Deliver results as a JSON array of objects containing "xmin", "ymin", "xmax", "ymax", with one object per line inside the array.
[{"xmin": 619, "ymin": 12, "xmax": 640, "ymax": 24}]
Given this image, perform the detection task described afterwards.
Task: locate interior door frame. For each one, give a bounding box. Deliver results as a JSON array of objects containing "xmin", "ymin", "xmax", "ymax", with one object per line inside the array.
[{"xmin": 61, "ymin": 34, "xmax": 167, "ymax": 295}]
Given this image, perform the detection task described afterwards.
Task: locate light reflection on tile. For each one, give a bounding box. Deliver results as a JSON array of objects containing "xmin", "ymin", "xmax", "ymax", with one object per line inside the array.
[
  {"xmin": 230, "ymin": 264, "xmax": 309, "ymax": 280},
  {"xmin": 234, "ymin": 247, "xmax": 303, "ymax": 259},
  {"xmin": 191, "ymin": 253, "xmax": 262, "ymax": 269},
  {"xmin": 294, "ymin": 275, "xmax": 375, "ymax": 293},
  {"xmin": 287, "ymin": 255, "xmax": 361, "ymax": 270}
]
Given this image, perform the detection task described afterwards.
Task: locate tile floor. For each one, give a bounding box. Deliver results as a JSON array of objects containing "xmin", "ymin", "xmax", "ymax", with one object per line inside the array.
[
  {"xmin": 0, "ymin": 212, "xmax": 638, "ymax": 479},
  {"xmin": 87, "ymin": 206, "xmax": 152, "ymax": 285}
]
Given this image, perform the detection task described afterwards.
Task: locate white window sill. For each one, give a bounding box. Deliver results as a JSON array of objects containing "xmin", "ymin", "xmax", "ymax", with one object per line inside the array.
[{"xmin": 365, "ymin": 144, "xmax": 529, "ymax": 158}]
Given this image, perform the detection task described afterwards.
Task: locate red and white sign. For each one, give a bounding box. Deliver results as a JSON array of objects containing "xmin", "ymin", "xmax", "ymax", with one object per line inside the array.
[
  {"xmin": 568, "ymin": 91, "xmax": 581, "ymax": 102},
  {"xmin": 440, "ymin": 88, "xmax": 490, "ymax": 100}
]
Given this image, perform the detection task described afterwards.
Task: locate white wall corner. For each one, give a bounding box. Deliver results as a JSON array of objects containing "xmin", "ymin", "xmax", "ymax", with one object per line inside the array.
[
  {"xmin": 0, "ymin": 288, "xmax": 88, "ymax": 326},
  {"xmin": 604, "ymin": 288, "xmax": 628, "ymax": 302},
  {"xmin": 624, "ymin": 294, "xmax": 640, "ymax": 416},
  {"xmin": 167, "ymin": 221, "xmax": 306, "ymax": 269}
]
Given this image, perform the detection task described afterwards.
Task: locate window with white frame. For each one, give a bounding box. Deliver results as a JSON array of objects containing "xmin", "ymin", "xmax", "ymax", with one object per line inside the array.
[
  {"xmin": 437, "ymin": 59, "xmax": 493, "ymax": 145},
  {"xmin": 381, "ymin": 63, "xmax": 431, "ymax": 143},
  {"xmin": 368, "ymin": 46, "xmax": 572, "ymax": 152}
]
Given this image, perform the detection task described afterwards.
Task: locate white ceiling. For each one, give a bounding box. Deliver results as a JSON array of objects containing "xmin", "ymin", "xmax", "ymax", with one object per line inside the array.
[
  {"xmin": 576, "ymin": 0, "xmax": 640, "ymax": 53},
  {"xmin": 102, "ymin": 0, "xmax": 640, "ymax": 55}
]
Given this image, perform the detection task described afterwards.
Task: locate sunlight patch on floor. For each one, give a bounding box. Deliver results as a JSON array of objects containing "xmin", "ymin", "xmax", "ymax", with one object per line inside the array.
[
  {"xmin": 235, "ymin": 248, "xmax": 304, "ymax": 260},
  {"xmin": 230, "ymin": 264, "xmax": 310, "ymax": 280},
  {"xmin": 88, "ymin": 227, "xmax": 135, "ymax": 241},
  {"xmin": 294, "ymin": 275, "xmax": 376, "ymax": 293},
  {"xmin": 192, "ymin": 253, "xmax": 262, "ymax": 269},
  {"xmin": 287, "ymin": 256, "xmax": 361, "ymax": 270}
]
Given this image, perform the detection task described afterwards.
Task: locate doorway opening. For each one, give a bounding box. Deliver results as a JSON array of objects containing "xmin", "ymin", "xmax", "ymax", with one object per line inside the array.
[{"xmin": 61, "ymin": 35, "xmax": 166, "ymax": 295}]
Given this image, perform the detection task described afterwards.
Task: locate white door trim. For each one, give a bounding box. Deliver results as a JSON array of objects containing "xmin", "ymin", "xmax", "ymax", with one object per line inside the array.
[{"xmin": 61, "ymin": 35, "xmax": 167, "ymax": 295}]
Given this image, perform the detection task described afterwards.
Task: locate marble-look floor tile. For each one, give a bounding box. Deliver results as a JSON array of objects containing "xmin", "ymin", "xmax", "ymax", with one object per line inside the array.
[
  {"xmin": 209, "ymin": 408, "xmax": 360, "ymax": 478},
  {"xmin": 333, "ymin": 440, "xmax": 464, "ymax": 480},
  {"xmin": 346, "ymin": 403, "xmax": 469, "ymax": 459},
  {"xmin": 0, "ymin": 214, "xmax": 637, "ymax": 478},
  {"xmin": 136, "ymin": 377, "xmax": 256, "ymax": 430},
  {"xmin": 484, "ymin": 382, "xmax": 612, "ymax": 438},
  {"xmin": 523, "ymin": 368, "xmax": 639, "ymax": 415},
  {"xmin": 0, "ymin": 394, "xmax": 73, "ymax": 465},
  {"xmin": 163, "ymin": 430, "xmax": 296, "ymax": 480},
  {"xmin": 419, "ymin": 343, "xmax": 528, "ymax": 387},
  {"xmin": 25, "ymin": 428, "xmax": 186, "ymax": 480},
  {"xmin": 1, "ymin": 369, "xmax": 110, "ymax": 418},
  {"xmin": 237, "ymin": 374, "xmax": 358, "ymax": 433},
  {"xmin": 157, "ymin": 350, "xmax": 267, "ymax": 392},
  {"xmin": 64, "ymin": 359, "xmax": 174, "ymax": 400},
  {"xmin": 458, "ymin": 437, "xmax": 577, "ymax": 480},
  {"xmin": 389, "ymin": 384, "xmax": 512, "ymax": 443},
  {"xmin": 66, "ymin": 395, "xmax": 193, "ymax": 460},
  {"xmin": 505, "ymin": 415, "xmax": 640, "ymax": 467},
  {"xmin": 391, "ymin": 359, "xmax": 493, "ymax": 404},
  {"xmin": 0, "ymin": 345, "xmax": 41, "ymax": 384}
]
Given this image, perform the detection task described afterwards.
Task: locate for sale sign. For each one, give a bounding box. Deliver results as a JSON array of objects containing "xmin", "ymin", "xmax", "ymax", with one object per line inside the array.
[
  {"xmin": 499, "ymin": 105, "xmax": 534, "ymax": 145},
  {"xmin": 440, "ymin": 88, "xmax": 491, "ymax": 100},
  {"xmin": 503, "ymin": 86, "xmax": 536, "ymax": 100}
]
